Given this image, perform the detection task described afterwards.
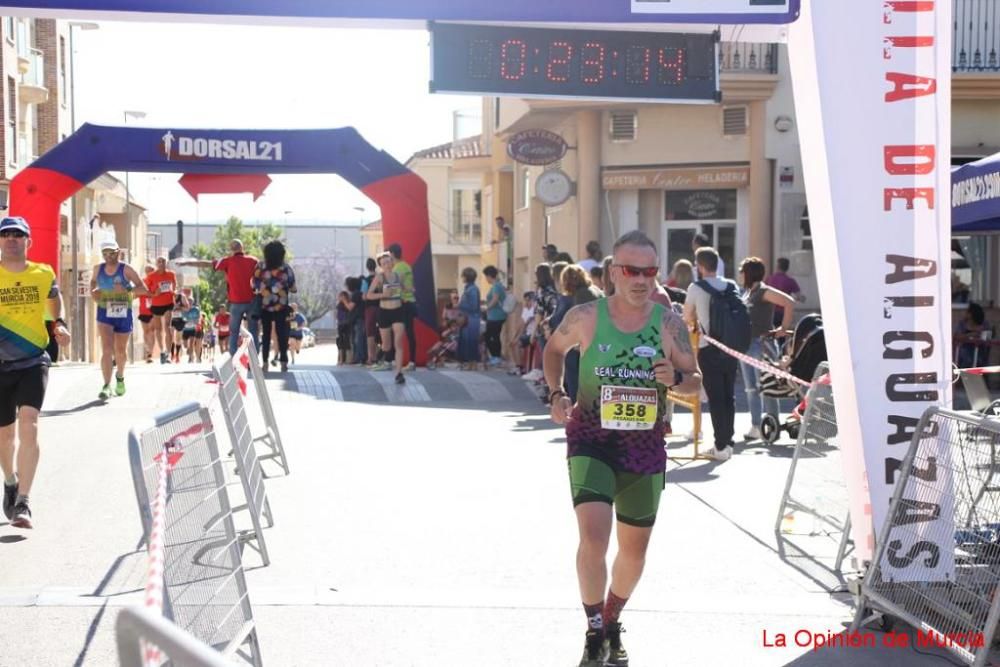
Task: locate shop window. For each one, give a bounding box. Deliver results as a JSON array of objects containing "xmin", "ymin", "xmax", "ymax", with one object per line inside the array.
[{"xmin": 952, "ymin": 236, "xmax": 990, "ymax": 306}]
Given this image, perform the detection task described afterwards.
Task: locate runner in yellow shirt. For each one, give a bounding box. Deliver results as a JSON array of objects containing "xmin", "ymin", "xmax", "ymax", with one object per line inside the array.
[{"xmin": 0, "ymin": 217, "xmax": 70, "ymax": 529}]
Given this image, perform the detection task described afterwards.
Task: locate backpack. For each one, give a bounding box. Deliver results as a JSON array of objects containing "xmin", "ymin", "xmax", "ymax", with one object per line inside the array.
[
  {"xmin": 696, "ymin": 279, "xmax": 752, "ymax": 353},
  {"xmin": 501, "ymin": 290, "xmax": 517, "ymax": 315}
]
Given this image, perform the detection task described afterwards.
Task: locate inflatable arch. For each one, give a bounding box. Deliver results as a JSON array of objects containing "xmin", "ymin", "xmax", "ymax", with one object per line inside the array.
[{"xmin": 11, "ymin": 123, "xmax": 436, "ymax": 363}]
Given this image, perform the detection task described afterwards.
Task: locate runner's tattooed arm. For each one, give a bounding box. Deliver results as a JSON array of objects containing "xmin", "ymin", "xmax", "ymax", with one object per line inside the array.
[
  {"xmin": 662, "ymin": 308, "xmax": 701, "ymax": 395},
  {"xmin": 543, "ymin": 302, "xmax": 597, "ymax": 399}
]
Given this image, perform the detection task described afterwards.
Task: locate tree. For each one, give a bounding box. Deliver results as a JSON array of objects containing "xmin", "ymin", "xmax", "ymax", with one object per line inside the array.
[
  {"xmin": 293, "ymin": 250, "xmax": 352, "ymax": 324},
  {"xmin": 189, "ymin": 216, "xmax": 285, "ymax": 314}
]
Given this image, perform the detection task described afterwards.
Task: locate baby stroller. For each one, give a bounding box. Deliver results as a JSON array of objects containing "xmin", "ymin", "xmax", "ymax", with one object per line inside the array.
[{"xmin": 758, "ymin": 313, "xmax": 828, "ymax": 445}]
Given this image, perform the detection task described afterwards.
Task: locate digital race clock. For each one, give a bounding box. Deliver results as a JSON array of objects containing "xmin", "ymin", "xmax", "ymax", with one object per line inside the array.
[{"xmin": 430, "ymin": 23, "xmax": 719, "ymax": 103}]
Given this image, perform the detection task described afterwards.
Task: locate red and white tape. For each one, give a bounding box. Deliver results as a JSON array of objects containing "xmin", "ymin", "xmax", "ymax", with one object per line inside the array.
[
  {"xmin": 961, "ymin": 365, "xmax": 1000, "ymax": 376},
  {"xmin": 701, "ymin": 333, "xmax": 813, "ymax": 388},
  {"xmin": 142, "ymin": 450, "xmax": 171, "ymax": 666}
]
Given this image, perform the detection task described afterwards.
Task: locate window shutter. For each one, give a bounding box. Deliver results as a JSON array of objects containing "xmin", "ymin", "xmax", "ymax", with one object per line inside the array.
[
  {"xmin": 722, "ymin": 106, "xmax": 748, "ymax": 136},
  {"xmin": 609, "ymin": 111, "xmax": 637, "ymax": 142}
]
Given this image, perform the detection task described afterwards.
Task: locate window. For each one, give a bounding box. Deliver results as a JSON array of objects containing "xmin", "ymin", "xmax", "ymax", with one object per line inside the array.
[
  {"xmin": 59, "ymin": 36, "xmax": 67, "ymax": 105},
  {"xmin": 952, "ymin": 236, "xmax": 990, "ymax": 307},
  {"xmin": 3, "ymin": 17, "xmax": 13, "ymax": 44},
  {"xmin": 722, "ymin": 106, "xmax": 748, "ymax": 136},
  {"xmin": 7, "ymin": 78, "xmax": 16, "ymax": 167},
  {"xmin": 450, "ymin": 186, "xmax": 481, "ymax": 243},
  {"xmin": 664, "ymin": 190, "xmax": 738, "ymax": 221},
  {"xmin": 520, "ymin": 167, "xmax": 531, "ymax": 209},
  {"xmin": 799, "ymin": 206, "xmax": 812, "ymax": 251},
  {"xmin": 610, "ymin": 111, "xmax": 637, "ymax": 142}
]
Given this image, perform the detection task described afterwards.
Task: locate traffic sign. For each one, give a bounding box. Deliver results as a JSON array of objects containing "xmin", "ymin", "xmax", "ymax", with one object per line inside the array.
[{"xmin": 0, "ymin": 0, "xmax": 800, "ymax": 24}]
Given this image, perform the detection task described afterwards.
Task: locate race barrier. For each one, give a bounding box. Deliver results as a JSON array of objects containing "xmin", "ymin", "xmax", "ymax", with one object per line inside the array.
[
  {"xmin": 214, "ymin": 353, "xmax": 275, "ymax": 567},
  {"xmin": 235, "ymin": 336, "xmax": 290, "ymax": 476},
  {"xmin": 116, "ymin": 606, "xmax": 231, "ymax": 667},
  {"xmin": 127, "ymin": 402, "xmax": 263, "ymax": 666},
  {"xmin": 852, "ymin": 407, "xmax": 1000, "ymax": 667},
  {"xmin": 774, "ymin": 363, "xmax": 854, "ymax": 583}
]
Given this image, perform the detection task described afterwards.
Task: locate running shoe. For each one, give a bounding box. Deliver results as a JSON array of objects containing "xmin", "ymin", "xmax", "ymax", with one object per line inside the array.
[
  {"xmin": 406, "ymin": 362, "xmax": 416, "ymax": 371},
  {"xmin": 703, "ymin": 446, "xmax": 733, "ymax": 462},
  {"xmin": 395, "ymin": 372, "xmax": 405, "ymax": 384},
  {"xmin": 115, "ymin": 377, "xmax": 126, "ymax": 396},
  {"xmin": 744, "ymin": 426, "xmax": 762, "ymax": 441},
  {"xmin": 2, "ymin": 480, "xmax": 17, "ymax": 520},
  {"xmin": 11, "ymin": 500, "xmax": 32, "ymax": 529},
  {"xmin": 160, "ymin": 352, "xmax": 169, "ymax": 364},
  {"xmin": 98, "ymin": 384, "xmax": 112, "ymax": 400},
  {"xmin": 280, "ymin": 361, "xmax": 288, "ymax": 372},
  {"xmin": 578, "ymin": 630, "xmax": 608, "ymax": 667},
  {"xmin": 605, "ymin": 622, "xmax": 629, "ymax": 666}
]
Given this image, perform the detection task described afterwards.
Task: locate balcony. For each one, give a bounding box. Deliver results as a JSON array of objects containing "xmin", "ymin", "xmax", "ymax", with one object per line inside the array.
[
  {"xmin": 719, "ymin": 43, "xmax": 778, "ymax": 74},
  {"xmin": 449, "ymin": 212, "xmax": 481, "ymax": 245},
  {"xmin": 954, "ymin": 0, "xmax": 1000, "ymax": 72},
  {"xmin": 18, "ymin": 48, "xmax": 48, "ymax": 105}
]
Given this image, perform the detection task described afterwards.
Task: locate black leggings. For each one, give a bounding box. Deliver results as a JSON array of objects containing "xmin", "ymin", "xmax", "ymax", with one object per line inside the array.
[
  {"xmin": 402, "ymin": 302, "xmax": 417, "ymax": 364},
  {"xmin": 260, "ymin": 309, "xmax": 290, "ymax": 365},
  {"xmin": 485, "ymin": 319, "xmax": 504, "ymax": 358}
]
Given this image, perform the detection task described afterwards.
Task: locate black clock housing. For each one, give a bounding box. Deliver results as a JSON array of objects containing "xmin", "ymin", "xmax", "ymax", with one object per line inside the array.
[{"xmin": 430, "ymin": 23, "xmax": 719, "ymax": 103}]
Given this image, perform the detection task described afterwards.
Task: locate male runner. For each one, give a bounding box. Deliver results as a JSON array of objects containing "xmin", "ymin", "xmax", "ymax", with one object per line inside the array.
[
  {"xmin": 543, "ymin": 230, "xmax": 701, "ymax": 666},
  {"xmin": 0, "ymin": 216, "xmax": 71, "ymax": 529},
  {"xmin": 90, "ymin": 239, "xmax": 149, "ymax": 399},
  {"xmin": 145, "ymin": 256, "xmax": 177, "ymax": 364}
]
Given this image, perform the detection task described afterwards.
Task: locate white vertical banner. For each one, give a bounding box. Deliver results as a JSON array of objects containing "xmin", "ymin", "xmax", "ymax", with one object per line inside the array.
[{"xmin": 788, "ymin": 0, "xmax": 953, "ymax": 580}]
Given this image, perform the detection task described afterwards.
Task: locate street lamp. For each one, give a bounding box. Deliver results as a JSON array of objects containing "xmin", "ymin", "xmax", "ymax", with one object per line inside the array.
[
  {"xmin": 67, "ymin": 20, "xmax": 99, "ymax": 361},
  {"xmin": 353, "ymin": 206, "xmax": 365, "ymax": 273}
]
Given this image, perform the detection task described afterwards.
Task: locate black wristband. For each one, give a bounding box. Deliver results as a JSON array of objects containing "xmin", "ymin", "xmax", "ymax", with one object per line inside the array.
[
  {"xmin": 669, "ymin": 370, "xmax": 684, "ymax": 388},
  {"xmin": 549, "ymin": 389, "xmax": 567, "ymax": 402}
]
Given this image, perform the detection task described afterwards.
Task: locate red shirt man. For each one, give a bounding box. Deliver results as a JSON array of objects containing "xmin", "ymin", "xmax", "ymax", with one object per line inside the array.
[{"xmin": 213, "ymin": 243, "xmax": 258, "ymax": 305}]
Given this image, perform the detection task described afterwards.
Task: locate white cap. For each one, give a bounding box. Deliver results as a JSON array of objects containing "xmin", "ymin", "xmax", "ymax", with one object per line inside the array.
[{"xmin": 100, "ymin": 239, "xmax": 120, "ymax": 252}]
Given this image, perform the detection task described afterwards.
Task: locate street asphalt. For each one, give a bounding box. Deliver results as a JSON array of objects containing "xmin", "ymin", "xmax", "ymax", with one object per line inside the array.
[{"xmin": 0, "ymin": 343, "xmax": 975, "ymax": 666}]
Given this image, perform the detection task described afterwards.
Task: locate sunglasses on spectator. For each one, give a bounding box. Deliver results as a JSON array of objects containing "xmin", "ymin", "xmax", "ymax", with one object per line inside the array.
[
  {"xmin": 0, "ymin": 230, "xmax": 27, "ymax": 239},
  {"xmin": 614, "ymin": 264, "xmax": 659, "ymax": 278}
]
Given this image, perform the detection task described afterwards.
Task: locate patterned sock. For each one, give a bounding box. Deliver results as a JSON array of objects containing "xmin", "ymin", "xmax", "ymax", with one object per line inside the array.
[
  {"xmin": 604, "ymin": 591, "xmax": 629, "ymax": 625},
  {"xmin": 14, "ymin": 494, "xmax": 28, "ymax": 506},
  {"xmin": 584, "ymin": 601, "xmax": 604, "ymax": 632}
]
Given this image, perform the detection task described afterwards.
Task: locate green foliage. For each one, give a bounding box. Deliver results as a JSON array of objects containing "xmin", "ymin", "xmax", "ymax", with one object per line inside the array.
[{"xmin": 190, "ymin": 216, "xmax": 287, "ymax": 314}]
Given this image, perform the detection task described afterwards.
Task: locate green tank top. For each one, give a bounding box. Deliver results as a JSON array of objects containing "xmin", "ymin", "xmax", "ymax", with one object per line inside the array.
[{"xmin": 566, "ymin": 298, "xmax": 668, "ymax": 474}]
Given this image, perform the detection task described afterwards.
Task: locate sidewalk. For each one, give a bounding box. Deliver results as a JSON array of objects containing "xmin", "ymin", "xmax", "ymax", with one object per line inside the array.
[{"xmin": 0, "ymin": 344, "xmax": 968, "ymax": 665}]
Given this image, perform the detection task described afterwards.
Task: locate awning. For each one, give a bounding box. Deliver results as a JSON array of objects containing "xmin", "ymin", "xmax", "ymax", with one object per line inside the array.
[{"xmin": 952, "ymin": 152, "xmax": 1000, "ymax": 232}]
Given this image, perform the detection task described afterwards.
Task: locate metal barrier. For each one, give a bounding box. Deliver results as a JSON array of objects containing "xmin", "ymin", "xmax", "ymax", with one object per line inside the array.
[
  {"xmin": 127, "ymin": 402, "xmax": 263, "ymax": 665},
  {"xmin": 214, "ymin": 353, "xmax": 275, "ymax": 566},
  {"xmin": 774, "ymin": 362, "xmax": 854, "ymax": 583},
  {"xmin": 852, "ymin": 407, "xmax": 1000, "ymax": 667},
  {"xmin": 237, "ymin": 336, "xmax": 290, "ymax": 475},
  {"xmin": 116, "ymin": 606, "xmax": 231, "ymax": 667}
]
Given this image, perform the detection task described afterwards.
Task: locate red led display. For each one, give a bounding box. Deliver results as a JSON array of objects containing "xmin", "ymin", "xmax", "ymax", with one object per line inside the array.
[{"xmin": 432, "ymin": 24, "xmax": 718, "ymax": 102}]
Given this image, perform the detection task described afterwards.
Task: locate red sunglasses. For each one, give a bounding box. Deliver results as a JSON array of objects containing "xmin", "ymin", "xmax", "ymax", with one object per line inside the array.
[{"xmin": 614, "ymin": 264, "xmax": 659, "ymax": 278}]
